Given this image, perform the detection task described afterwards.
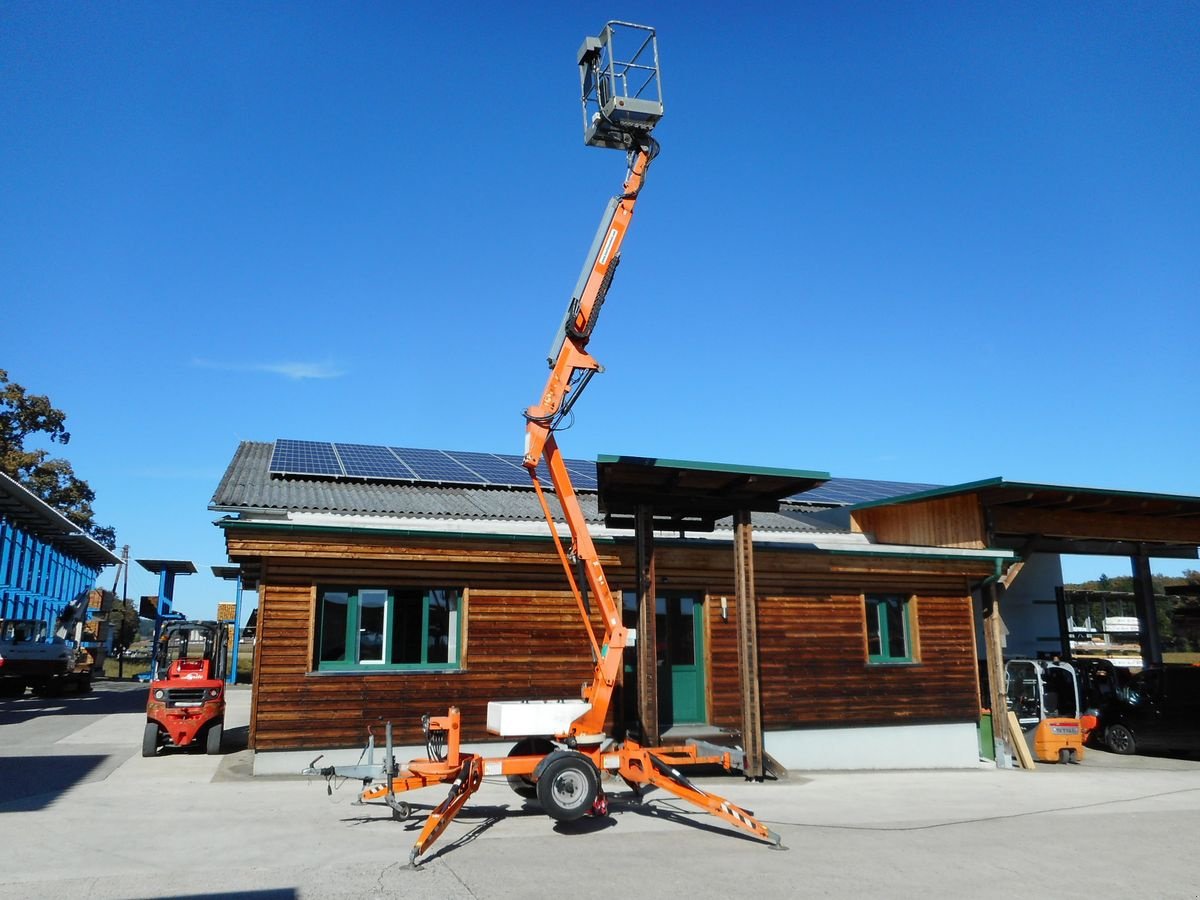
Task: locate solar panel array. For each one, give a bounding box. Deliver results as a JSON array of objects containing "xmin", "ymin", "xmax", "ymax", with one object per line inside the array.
[
  {"xmin": 270, "ymin": 440, "xmax": 932, "ymax": 504},
  {"xmin": 790, "ymin": 477, "xmax": 940, "ymax": 507},
  {"xmin": 269, "ymin": 439, "xmax": 598, "ymax": 489}
]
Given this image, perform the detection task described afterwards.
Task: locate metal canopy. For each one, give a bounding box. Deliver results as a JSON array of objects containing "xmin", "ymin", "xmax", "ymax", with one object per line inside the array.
[
  {"xmin": 852, "ymin": 477, "xmax": 1200, "ymax": 556},
  {"xmin": 596, "ymin": 455, "xmax": 829, "ymax": 531},
  {"xmin": 0, "ymin": 471, "xmax": 120, "ymax": 568},
  {"xmin": 136, "ymin": 559, "xmax": 198, "ymax": 575}
]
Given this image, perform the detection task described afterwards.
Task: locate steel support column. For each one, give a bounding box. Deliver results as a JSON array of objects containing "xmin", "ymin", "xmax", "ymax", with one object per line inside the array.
[
  {"xmin": 635, "ymin": 504, "xmax": 659, "ymax": 747},
  {"xmin": 733, "ymin": 509, "xmax": 764, "ymax": 780},
  {"xmin": 1130, "ymin": 552, "xmax": 1163, "ymax": 668}
]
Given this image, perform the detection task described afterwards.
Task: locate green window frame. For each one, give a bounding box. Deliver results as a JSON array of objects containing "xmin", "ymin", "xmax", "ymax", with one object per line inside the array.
[
  {"xmin": 316, "ymin": 586, "xmax": 462, "ymax": 672},
  {"xmin": 865, "ymin": 593, "xmax": 915, "ymax": 664}
]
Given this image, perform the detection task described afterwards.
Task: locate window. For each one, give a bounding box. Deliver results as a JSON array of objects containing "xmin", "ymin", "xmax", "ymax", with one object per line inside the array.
[
  {"xmin": 316, "ymin": 587, "xmax": 461, "ymax": 671},
  {"xmin": 865, "ymin": 594, "xmax": 915, "ymax": 664}
]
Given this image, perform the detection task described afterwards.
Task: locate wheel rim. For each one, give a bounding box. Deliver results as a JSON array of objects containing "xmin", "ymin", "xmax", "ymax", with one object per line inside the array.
[
  {"xmin": 1109, "ymin": 727, "xmax": 1132, "ymax": 752},
  {"xmin": 550, "ymin": 769, "xmax": 589, "ymax": 810}
]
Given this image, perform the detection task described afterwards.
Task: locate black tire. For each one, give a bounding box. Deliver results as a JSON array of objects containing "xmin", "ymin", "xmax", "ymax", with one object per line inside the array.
[
  {"xmin": 0, "ymin": 681, "xmax": 24, "ymax": 698},
  {"xmin": 507, "ymin": 737, "xmax": 556, "ymax": 800},
  {"xmin": 535, "ymin": 752, "xmax": 599, "ymax": 822},
  {"xmin": 142, "ymin": 722, "xmax": 160, "ymax": 758},
  {"xmin": 206, "ymin": 720, "xmax": 224, "ymax": 755},
  {"xmin": 1106, "ymin": 723, "xmax": 1136, "ymax": 755}
]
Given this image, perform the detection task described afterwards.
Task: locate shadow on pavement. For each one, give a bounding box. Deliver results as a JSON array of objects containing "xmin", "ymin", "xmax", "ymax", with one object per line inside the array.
[
  {"xmin": 0, "ymin": 754, "xmax": 107, "ymax": 812},
  {"xmin": 0, "ymin": 682, "xmax": 147, "ymax": 727}
]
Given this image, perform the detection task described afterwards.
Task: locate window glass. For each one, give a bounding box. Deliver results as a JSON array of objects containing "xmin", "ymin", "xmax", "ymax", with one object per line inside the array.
[
  {"xmin": 392, "ymin": 590, "xmax": 425, "ymax": 665},
  {"xmin": 358, "ymin": 590, "xmax": 387, "ymax": 663},
  {"xmin": 426, "ymin": 590, "xmax": 454, "ymax": 665},
  {"xmin": 320, "ymin": 592, "xmax": 349, "ymax": 662},
  {"xmin": 866, "ymin": 594, "xmax": 913, "ymax": 664},
  {"xmin": 866, "ymin": 606, "xmax": 882, "ymax": 656},
  {"xmin": 316, "ymin": 586, "xmax": 461, "ymax": 670},
  {"xmin": 884, "ymin": 599, "xmax": 908, "ymax": 659}
]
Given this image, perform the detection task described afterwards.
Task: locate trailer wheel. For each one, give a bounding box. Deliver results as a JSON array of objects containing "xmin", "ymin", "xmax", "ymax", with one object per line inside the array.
[
  {"xmin": 142, "ymin": 722, "xmax": 160, "ymax": 757},
  {"xmin": 1105, "ymin": 723, "xmax": 1136, "ymax": 755},
  {"xmin": 506, "ymin": 738, "xmax": 555, "ymax": 800},
  {"xmin": 206, "ymin": 720, "xmax": 224, "ymax": 755},
  {"xmin": 535, "ymin": 752, "xmax": 599, "ymax": 822}
]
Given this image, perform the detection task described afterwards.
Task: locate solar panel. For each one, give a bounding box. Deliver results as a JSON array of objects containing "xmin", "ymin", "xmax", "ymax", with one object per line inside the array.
[
  {"xmin": 446, "ymin": 451, "xmax": 529, "ymax": 486},
  {"xmin": 791, "ymin": 477, "xmax": 940, "ymax": 506},
  {"xmin": 270, "ymin": 438, "xmax": 602, "ymax": 490},
  {"xmin": 563, "ymin": 460, "xmax": 599, "ymax": 488},
  {"xmin": 335, "ymin": 443, "xmax": 416, "ymax": 480},
  {"xmin": 270, "ymin": 440, "xmax": 344, "ymax": 477},
  {"xmin": 390, "ymin": 447, "xmax": 488, "ymax": 484}
]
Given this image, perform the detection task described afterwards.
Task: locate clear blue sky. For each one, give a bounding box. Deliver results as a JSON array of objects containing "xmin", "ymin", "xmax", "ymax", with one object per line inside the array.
[{"xmin": 3, "ymin": 2, "xmax": 1198, "ymax": 617}]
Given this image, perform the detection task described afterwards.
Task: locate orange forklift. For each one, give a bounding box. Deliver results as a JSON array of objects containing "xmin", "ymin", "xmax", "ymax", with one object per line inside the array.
[
  {"xmin": 307, "ymin": 22, "xmax": 784, "ymax": 865},
  {"xmin": 143, "ymin": 620, "xmax": 227, "ymax": 756}
]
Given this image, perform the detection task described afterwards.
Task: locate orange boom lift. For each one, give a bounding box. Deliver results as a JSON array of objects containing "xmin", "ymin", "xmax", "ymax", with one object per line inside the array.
[{"xmin": 308, "ymin": 22, "xmax": 783, "ymax": 865}]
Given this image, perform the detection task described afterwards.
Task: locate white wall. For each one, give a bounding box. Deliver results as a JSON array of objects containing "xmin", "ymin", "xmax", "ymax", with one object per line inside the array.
[
  {"xmin": 764, "ymin": 722, "xmax": 982, "ymax": 770},
  {"xmin": 975, "ymin": 552, "xmax": 1065, "ymax": 660}
]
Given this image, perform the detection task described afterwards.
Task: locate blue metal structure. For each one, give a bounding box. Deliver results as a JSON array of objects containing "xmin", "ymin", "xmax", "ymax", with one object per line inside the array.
[
  {"xmin": 0, "ymin": 472, "xmax": 118, "ymax": 629},
  {"xmin": 136, "ymin": 559, "xmax": 195, "ymax": 677},
  {"xmin": 212, "ymin": 565, "xmax": 244, "ymax": 684}
]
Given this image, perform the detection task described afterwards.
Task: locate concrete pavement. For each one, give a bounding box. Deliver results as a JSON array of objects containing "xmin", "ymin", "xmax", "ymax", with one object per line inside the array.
[{"xmin": 3, "ymin": 683, "xmax": 1200, "ymax": 899}]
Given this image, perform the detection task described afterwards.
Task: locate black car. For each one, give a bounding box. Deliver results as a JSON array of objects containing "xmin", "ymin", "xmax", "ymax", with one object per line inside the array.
[{"xmin": 1103, "ymin": 665, "xmax": 1200, "ymax": 755}]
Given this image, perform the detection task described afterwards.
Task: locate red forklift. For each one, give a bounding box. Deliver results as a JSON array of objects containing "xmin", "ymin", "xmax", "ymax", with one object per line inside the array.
[{"xmin": 143, "ymin": 620, "xmax": 227, "ymax": 756}]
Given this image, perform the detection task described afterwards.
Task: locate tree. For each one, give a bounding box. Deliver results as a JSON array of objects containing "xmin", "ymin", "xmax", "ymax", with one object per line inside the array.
[
  {"xmin": 0, "ymin": 368, "xmax": 116, "ymax": 549},
  {"xmin": 107, "ymin": 600, "xmax": 140, "ymax": 655}
]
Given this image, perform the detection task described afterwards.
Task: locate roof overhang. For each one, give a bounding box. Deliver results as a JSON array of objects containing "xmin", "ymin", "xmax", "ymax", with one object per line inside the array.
[
  {"xmin": 136, "ymin": 559, "xmax": 198, "ymax": 576},
  {"xmin": 850, "ymin": 478, "xmax": 1200, "ymax": 557},
  {"xmin": 0, "ymin": 471, "xmax": 120, "ymax": 568},
  {"xmin": 597, "ymin": 455, "xmax": 829, "ymax": 531}
]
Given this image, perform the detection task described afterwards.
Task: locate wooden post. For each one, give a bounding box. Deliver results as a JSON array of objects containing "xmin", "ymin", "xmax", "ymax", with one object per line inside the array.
[
  {"xmin": 981, "ymin": 579, "xmax": 1009, "ymax": 751},
  {"xmin": 733, "ymin": 509, "xmax": 764, "ymax": 780},
  {"xmin": 635, "ymin": 504, "xmax": 659, "ymax": 747}
]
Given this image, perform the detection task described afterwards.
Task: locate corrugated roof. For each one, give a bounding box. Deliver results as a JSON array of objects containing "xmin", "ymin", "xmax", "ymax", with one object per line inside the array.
[{"xmin": 211, "ymin": 441, "xmax": 836, "ymax": 535}]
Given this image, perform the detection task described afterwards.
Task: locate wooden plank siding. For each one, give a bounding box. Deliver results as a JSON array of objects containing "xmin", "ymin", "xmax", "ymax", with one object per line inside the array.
[
  {"xmin": 851, "ymin": 494, "xmax": 988, "ymax": 549},
  {"xmin": 707, "ymin": 593, "xmax": 980, "ymax": 732},
  {"xmin": 230, "ymin": 527, "xmax": 991, "ymax": 751}
]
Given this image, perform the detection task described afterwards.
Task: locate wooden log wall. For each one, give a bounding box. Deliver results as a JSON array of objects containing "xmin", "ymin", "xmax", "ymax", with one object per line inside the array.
[{"xmin": 230, "ymin": 528, "xmax": 991, "ymax": 751}]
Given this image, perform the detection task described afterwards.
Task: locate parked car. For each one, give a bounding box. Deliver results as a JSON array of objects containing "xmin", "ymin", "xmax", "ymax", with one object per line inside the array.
[{"xmin": 1104, "ymin": 665, "xmax": 1200, "ymax": 755}]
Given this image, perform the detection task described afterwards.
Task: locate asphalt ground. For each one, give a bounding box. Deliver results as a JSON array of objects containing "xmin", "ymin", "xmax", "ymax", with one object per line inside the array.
[{"xmin": 3, "ymin": 683, "xmax": 1200, "ymax": 899}]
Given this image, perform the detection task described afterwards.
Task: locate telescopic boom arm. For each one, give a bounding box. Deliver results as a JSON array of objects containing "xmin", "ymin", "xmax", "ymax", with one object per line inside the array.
[{"xmin": 522, "ymin": 141, "xmax": 655, "ymax": 739}]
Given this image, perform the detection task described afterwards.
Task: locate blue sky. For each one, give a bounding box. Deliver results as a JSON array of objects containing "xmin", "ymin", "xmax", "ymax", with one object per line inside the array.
[{"xmin": 3, "ymin": 2, "xmax": 1198, "ymax": 617}]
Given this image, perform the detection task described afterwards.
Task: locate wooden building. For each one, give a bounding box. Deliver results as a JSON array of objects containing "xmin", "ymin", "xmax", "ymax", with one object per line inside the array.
[{"xmin": 212, "ymin": 441, "xmax": 1016, "ymax": 772}]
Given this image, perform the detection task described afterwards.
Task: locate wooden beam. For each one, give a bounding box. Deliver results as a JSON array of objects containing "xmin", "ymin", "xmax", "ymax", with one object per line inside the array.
[
  {"xmin": 1007, "ymin": 711, "xmax": 1035, "ymax": 770},
  {"xmin": 999, "ymin": 560, "xmax": 1025, "ymax": 591},
  {"xmin": 734, "ymin": 509, "xmax": 764, "ymax": 780},
  {"xmin": 990, "ymin": 506, "xmax": 1200, "ymax": 545},
  {"xmin": 636, "ymin": 505, "xmax": 659, "ymax": 747}
]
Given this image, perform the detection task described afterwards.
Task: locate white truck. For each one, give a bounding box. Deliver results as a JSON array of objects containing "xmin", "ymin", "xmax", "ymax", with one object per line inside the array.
[{"xmin": 0, "ymin": 598, "xmax": 93, "ymax": 697}]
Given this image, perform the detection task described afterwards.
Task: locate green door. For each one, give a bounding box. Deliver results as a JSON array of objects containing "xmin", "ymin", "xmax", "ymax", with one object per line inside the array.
[{"xmin": 663, "ymin": 594, "xmax": 706, "ymax": 725}]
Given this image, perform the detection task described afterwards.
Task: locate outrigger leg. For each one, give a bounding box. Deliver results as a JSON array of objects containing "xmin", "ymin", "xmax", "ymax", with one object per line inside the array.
[
  {"xmin": 619, "ymin": 744, "xmax": 785, "ymax": 849},
  {"xmin": 408, "ymin": 755, "xmax": 483, "ymax": 867}
]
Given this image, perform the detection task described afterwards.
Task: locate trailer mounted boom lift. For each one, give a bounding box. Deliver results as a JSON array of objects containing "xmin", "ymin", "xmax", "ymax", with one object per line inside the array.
[{"xmin": 307, "ymin": 22, "xmax": 783, "ymax": 865}]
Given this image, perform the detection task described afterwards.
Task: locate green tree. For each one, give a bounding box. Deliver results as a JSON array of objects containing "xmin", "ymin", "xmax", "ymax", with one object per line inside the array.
[
  {"xmin": 0, "ymin": 368, "xmax": 116, "ymax": 549},
  {"xmin": 107, "ymin": 600, "xmax": 140, "ymax": 655}
]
